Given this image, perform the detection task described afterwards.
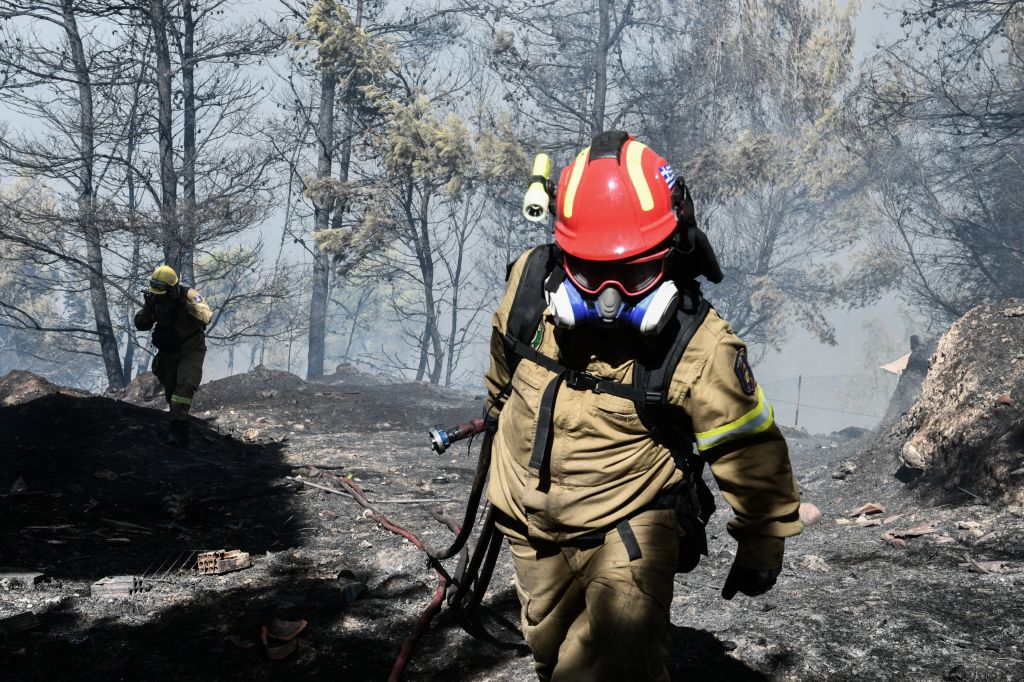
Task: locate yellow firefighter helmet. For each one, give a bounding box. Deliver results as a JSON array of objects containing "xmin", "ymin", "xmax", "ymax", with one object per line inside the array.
[{"xmin": 148, "ymin": 265, "xmax": 179, "ymax": 295}]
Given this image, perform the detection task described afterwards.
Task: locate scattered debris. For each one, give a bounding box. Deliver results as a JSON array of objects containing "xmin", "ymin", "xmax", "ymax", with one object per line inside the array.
[
  {"xmin": 881, "ymin": 532, "xmax": 907, "ymax": 548},
  {"xmin": 1002, "ymin": 306, "xmax": 1024, "ymax": 317},
  {"xmin": 260, "ymin": 623, "xmax": 301, "ymax": 661},
  {"xmin": 337, "ymin": 569, "xmax": 368, "ymax": 603},
  {"xmin": 93, "ymin": 470, "xmax": 118, "ymax": 481},
  {"xmin": 831, "ymin": 461, "xmax": 858, "ymax": 480},
  {"xmin": 241, "ymin": 428, "xmax": 261, "ymax": 443},
  {"xmin": 959, "ymin": 554, "xmax": 1007, "ymax": 574},
  {"xmin": 854, "ymin": 516, "xmax": 882, "ymax": 527},
  {"xmin": 900, "ymin": 442, "xmax": 925, "ymax": 469},
  {"xmin": 847, "ymin": 502, "xmax": 885, "ymax": 517},
  {"xmin": 801, "ymin": 554, "xmax": 831, "ymax": 572},
  {"xmin": 286, "ymin": 476, "xmax": 451, "ymax": 504},
  {"xmin": 798, "ymin": 502, "xmax": 823, "ymax": 525},
  {"xmin": 994, "ymin": 394, "xmax": 1012, "ymax": 406},
  {"xmin": 197, "ymin": 549, "xmax": 252, "ymax": 575},
  {"xmin": 90, "ymin": 575, "xmax": 147, "ymax": 598},
  {"xmin": 9, "ymin": 476, "xmax": 28, "ymax": 494},
  {"xmin": 973, "ymin": 530, "xmax": 998, "ymax": 544},
  {"xmin": 956, "ymin": 521, "xmax": 981, "ymax": 530},
  {"xmin": 267, "ymin": 618, "xmax": 307, "ymax": 642},
  {"xmin": 889, "ymin": 524, "xmax": 938, "ymax": 539}
]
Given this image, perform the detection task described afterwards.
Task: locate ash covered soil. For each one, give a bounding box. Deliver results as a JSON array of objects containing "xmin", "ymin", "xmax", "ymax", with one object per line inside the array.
[{"xmin": 2, "ymin": 356, "xmax": 1023, "ymax": 681}]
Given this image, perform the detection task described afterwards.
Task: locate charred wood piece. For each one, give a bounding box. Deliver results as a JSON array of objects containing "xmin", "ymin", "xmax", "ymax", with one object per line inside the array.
[{"xmin": 90, "ymin": 575, "xmax": 147, "ymax": 598}]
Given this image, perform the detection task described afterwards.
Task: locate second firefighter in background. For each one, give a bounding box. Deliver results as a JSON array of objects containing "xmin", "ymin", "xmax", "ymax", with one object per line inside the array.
[{"xmin": 134, "ymin": 265, "xmax": 212, "ymax": 447}]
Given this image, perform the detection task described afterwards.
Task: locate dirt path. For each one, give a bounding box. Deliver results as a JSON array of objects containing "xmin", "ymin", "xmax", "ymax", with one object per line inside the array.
[{"xmin": 2, "ymin": 368, "xmax": 1022, "ymax": 681}]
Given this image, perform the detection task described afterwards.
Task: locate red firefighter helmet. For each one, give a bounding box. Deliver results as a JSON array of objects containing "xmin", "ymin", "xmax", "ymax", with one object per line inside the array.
[{"xmin": 554, "ymin": 131, "xmax": 678, "ymax": 262}]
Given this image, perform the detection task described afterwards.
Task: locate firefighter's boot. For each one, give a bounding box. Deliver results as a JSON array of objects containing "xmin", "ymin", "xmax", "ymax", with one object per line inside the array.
[{"xmin": 167, "ymin": 420, "xmax": 190, "ymax": 449}]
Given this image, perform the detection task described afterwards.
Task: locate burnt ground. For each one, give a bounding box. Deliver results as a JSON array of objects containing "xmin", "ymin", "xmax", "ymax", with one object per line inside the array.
[{"xmin": 1, "ymin": 365, "xmax": 1022, "ymax": 681}]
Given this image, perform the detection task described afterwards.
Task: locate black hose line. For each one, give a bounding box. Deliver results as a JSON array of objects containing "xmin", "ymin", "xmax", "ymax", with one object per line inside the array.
[
  {"xmin": 427, "ymin": 430, "xmax": 494, "ymax": 561},
  {"xmin": 447, "ymin": 507, "xmax": 496, "ymax": 609},
  {"xmin": 468, "ymin": 516, "xmax": 506, "ymax": 609}
]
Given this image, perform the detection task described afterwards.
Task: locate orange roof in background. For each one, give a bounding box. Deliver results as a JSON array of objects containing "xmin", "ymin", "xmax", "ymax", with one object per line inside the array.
[{"xmin": 880, "ymin": 352, "xmax": 912, "ymax": 375}]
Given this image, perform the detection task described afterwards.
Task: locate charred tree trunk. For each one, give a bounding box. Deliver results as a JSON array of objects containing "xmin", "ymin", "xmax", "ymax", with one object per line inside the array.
[
  {"xmin": 179, "ymin": 0, "xmax": 197, "ymax": 284},
  {"xmin": 122, "ymin": 81, "xmax": 144, "ymax": 386},
  {"xmin": 414, "ymin": 191, "xmax": 444, "ymax": 386},
  {"xmin": 149, "ymin": 0, "xmax": 179, "ymax": 272},
  {"xmin": 306, "ymin": 67, "xmax": 336, "ymax": 380},
  {"xmin": 591, "ymin": 0, "xmax": 611, "ymax": 136},
  {"xmin": 62, "ymin": 0, "xmax": 124, "ymax": 390},
  {"xmin": 122, "ymin": 237, "xmax": 141, "ymax": 384},
  {"xmin": 444, "ymin": 202, "xmax": 471, "ymax": 388}
]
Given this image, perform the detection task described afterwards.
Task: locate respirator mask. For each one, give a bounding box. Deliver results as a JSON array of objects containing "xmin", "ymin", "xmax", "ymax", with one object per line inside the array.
[{"xmin": 544, "ymin": 252, "xmax": 679, "ymax": 335}]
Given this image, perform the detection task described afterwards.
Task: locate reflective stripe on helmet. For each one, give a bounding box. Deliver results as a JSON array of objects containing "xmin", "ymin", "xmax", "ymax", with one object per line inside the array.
[
  {"xmin": 561, "ymin": 147, "xmax": 590, "ymax": 219},
  {"xmin": 553, "ymin": 132, "xmax": 679, "ymax": 261},
  {"xmin": 694, "ymin": 386, "xmax": 774, "ymax": 452},
  {"xmin": 625, "ymin": 141, "xmax": 654, "ymax": 211}
]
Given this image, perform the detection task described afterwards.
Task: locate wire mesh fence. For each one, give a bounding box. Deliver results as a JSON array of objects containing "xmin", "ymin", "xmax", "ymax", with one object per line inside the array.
[{"xmin": 760, "ymin": 373, "xmax": 899, "ymax": 436}]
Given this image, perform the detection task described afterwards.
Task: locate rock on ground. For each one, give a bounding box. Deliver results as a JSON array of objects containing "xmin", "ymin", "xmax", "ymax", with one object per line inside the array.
[
  {"xmin": 0, "ymin": 370, "xmax": 88, "ymax": 407},
  {"xmin": 123, "ymin": 371, "xmax": 163, "ymax": 404},
  {"xmin": 897, "ymin": 300, "xmax": 1024, "ymax": 504}
]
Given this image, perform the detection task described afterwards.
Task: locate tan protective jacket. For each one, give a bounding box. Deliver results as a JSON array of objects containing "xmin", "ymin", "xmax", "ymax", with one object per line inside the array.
[{"xmin": 484, "ymin": 251, "xmax": 802, "ymax": 563}]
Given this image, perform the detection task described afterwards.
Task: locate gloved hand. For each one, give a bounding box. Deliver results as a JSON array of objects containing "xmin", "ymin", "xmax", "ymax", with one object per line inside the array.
[
  {"xmin": 721, "ymin": 564, "xmax": 781, "ymax": 600},
  {"xmin": 721, "ymin": 536, "xmax": 784, "ymax": 600},
  {"xmin": 143, "ymin": 291, "xmax": 156, "ymax": 309}
]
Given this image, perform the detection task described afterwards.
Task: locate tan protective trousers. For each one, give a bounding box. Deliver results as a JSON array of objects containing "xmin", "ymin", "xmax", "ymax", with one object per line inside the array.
[
  {"xmin": 152, "ymin": 346, "xmax": 205, "ymax": 422},
  {"xmin": 508, "ymin": 508, "xmax": 679, "ymax": 682}
]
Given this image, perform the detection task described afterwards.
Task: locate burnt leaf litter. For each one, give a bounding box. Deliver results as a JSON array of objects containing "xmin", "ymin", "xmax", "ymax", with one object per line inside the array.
[{"xmin": 3, "ymin": 304, "xmax": 1024, "ymax": 681}]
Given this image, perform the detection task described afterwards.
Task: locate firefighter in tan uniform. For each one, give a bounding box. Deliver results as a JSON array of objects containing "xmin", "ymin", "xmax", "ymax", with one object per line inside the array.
[
  {"xmin": 134, "ymin": 265, "xmax": 213, "ymax": 448},
  {"xmin": 483, "ymin": 132, "xmax": 802, "ymax": 681}
]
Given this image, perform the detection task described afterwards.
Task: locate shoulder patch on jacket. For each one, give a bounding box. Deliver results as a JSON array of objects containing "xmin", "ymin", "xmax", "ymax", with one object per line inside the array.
[
  {"xmin": 734, "ymin": 347, "xmax": 757, "ymax": 395},
  {"xmin": 191, "ymin": 293, "xmax": 204, "ymax": 303}
]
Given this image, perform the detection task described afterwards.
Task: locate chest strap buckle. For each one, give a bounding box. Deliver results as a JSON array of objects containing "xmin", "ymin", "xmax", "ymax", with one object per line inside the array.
[{"xmin": 564, "ymin": 370, "xmax": 600, "ymax": 393}]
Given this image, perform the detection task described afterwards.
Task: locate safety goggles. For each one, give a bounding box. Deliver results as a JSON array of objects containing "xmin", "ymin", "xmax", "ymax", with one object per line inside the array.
[
  {"xmin": 149, "ymin": 279, "xmax": 172, "ymax": 293},
  {"xmin": 563, "ymin": 249, "xmax": 668, "ymax": 297}
]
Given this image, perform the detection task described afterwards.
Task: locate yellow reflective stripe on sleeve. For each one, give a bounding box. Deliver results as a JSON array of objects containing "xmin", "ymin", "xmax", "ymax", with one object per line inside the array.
[
  {"xmin": 625, "ymin": 140, "xmax": 654, "ymax": 211},
  {"xmin": 695, "ymin": 385, "xmax": 774, "ymax": 452},
  {"xmin": 561, "ymin": 147, "xmax": 590, "ymax": 219},
  {"xmin": 170, "ymin": 394, "xmax": 193, "ymax": 405}
]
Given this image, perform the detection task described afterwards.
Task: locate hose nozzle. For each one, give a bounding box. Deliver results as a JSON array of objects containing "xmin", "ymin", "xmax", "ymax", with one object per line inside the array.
[
  {"xmin": 429, "ymin": 418, "xmax": 486, "ymax": 454},
  {"xmin": 522, "ymin": 153, "xmax": 552, "ymax": 223}
]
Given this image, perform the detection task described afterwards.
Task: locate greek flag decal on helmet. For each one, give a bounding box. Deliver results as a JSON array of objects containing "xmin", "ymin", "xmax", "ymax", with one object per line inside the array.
[{"xmin": 658, "ymin": 164, "xmax": 676, "ymax": 189}]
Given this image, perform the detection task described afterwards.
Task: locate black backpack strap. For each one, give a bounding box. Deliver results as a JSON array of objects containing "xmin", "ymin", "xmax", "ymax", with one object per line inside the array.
[
  {"xmin": 503, "ymin": 244, "xmax": 560, "ymax": 376},
  {"xmin": 632, "ymin": 284, "xmax": 711, "ymax": 435},
  {"xmin": 522, "ymin": 345, "xmax": 651, "ymax": 476}
]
